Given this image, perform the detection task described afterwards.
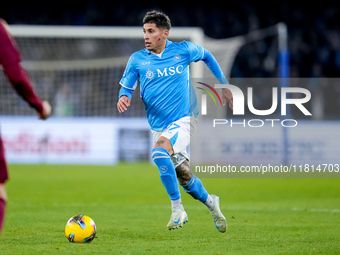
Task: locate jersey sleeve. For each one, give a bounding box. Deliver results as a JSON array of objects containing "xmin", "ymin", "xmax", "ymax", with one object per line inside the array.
[
  {"xmin": 183, "ymin": 41, "xmax": 205, "ymax": 63},
  {"xmin": 0, "ymin": 22, "xmax": 21, "ymax": 68},
  {"xmin": 201, "ymin": 49, "xmax": 228, "ymax": 83},
  {"xmin": 119, "ymin": 54, "xmax": 139, "ymax": 90},
  {"xmin": 0, "ymin": 22, "xmax": 43, "ymax": 113},
  {"xmin": 184, "ymin": 41, "xmax": 228, "ymax": 83},
  {"xmin": 3, "ymin": 62, "xmax": 44, "ymax": 113}
]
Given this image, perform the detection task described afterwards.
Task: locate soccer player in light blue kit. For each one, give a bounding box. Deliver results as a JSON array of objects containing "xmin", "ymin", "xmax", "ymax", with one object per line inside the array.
[{"xmin": 117, "ymin": 11, "xmax": 233, "ymax": 232}]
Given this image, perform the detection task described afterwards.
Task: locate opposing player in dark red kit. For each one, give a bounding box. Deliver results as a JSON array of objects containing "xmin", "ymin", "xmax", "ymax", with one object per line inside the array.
[{"xmin": 0, "ymin": 19, "xmax": 52, "ymax": 235}]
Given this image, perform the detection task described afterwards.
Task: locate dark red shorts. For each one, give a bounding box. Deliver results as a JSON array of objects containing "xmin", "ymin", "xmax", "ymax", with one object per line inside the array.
[{"xmin": 0, "ymin": 134, "xmax": 8, "ymax": 183}]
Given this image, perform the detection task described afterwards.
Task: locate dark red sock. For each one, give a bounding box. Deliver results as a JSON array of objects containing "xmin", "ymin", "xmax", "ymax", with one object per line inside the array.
[{"xmin": 0, "ymin": 198, "xmax": 5, "ymax": 233}]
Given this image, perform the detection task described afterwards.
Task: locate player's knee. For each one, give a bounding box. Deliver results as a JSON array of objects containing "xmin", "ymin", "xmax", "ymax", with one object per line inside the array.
[
  {"xmin": 175, "ymin": 160, "xmax": 193, "ymax": 185},
  {"xmin": 152, "ymin": 146, "xmax": 170, "ymax": 157},
  {"xmin": 153, "ymin": 137, "xmax": 173, "ymax": 155},
  {"xmin": 151, "ymin": 147, "xmax": 171, "ymax": 175}
]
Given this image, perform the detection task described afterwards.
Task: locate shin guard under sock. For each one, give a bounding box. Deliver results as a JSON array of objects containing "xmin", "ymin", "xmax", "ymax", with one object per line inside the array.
[{"xmin": 152, "ymin": 147, "xmax": 180, "ymax": 201}]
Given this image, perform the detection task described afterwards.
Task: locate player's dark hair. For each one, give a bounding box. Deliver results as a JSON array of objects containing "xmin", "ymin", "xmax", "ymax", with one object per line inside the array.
[{"xmin": 143, "ymin": 10, "xmax": 171, "ymax": 30}]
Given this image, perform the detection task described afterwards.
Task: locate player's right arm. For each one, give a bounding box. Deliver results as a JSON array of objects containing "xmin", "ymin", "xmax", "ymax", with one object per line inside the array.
[
  {"xmin": 117, "ymin": 95, "xmax": 131, "ymax": 113},
  {"xmin": 117, "ymin": 54, "xmax": 139, "ymax": 113}
]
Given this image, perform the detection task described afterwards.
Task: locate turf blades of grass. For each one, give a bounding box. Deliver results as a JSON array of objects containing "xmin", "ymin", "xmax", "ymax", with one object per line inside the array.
[{"xmin": 0, "ymin": 163, "xmax": 339, "ymax": 254}]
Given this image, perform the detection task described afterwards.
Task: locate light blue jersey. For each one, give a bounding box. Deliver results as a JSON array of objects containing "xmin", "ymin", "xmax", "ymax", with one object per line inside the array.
[{"xmin": 119, "ymin": 39, "xmax": 226, "ymax": 131}]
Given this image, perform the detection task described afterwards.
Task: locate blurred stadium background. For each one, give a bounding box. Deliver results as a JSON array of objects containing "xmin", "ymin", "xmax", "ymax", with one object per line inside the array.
[
  {"xmin": 1, "ymin": 1, "xmax": 339, "ymax": 77},
  {"xmin": 0, "ymin": 2, "xmax": 339, "ymax": 165}
]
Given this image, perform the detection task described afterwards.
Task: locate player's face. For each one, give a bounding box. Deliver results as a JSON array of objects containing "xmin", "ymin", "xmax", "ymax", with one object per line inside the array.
[{"xmin": 143, "ymin": 23, "xmax": 168, "ymax": 54}]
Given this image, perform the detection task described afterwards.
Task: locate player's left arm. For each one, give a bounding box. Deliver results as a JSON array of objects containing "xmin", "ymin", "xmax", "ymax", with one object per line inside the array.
[
  {"xmin": 117, "ymin": 87, "xmax": 133, "ymax": 113},
  {"xmin": 117, "ymin": 54, "xmax": 138, "ymax": 113},
  {"xmin": 201, "ymin": 48, "xmax": 233, "ymax": 110}
]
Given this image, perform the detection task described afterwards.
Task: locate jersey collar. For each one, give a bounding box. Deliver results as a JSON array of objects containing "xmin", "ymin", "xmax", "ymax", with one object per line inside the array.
[{"xmin": 144, "ymin": 39, "xmax": 172, "ymax": 54}]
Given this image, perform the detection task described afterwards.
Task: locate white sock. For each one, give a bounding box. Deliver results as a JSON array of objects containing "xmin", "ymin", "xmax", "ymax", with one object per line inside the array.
[
  {"xmin": 204, "ymin": 194, "xmax": 214, "ymax": 209},
  {"xmin": 171, "ymin": 198, "xmax": 182, "ymax": 209}
]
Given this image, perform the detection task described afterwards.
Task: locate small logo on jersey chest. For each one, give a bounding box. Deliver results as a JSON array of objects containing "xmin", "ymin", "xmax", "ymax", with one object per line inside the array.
[
  {"xmin": 173, "ymin": 54, "xmax": 181, "ymax": 62},
  {"xmin": 142, "ymin": 61, "xmax": 150, "ymax": 65},
  {"xmin": 145, "ymin": 69, "xmax": 155, "ymax": 80}
]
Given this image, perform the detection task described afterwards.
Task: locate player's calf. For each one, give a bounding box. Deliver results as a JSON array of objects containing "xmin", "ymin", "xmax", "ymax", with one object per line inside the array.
[
  {"xmin": 181, "ymin": 175, "xmax": 209, "ymax": 203},
  {"xmin": 176, "ymin": 160, "xmax": 209, "ymax": 202},
  {"xmin": 152, "ymin": 147, "xmax": 181, "ymax": 201},
  {"xmin": 175, "ymin": 160, "xmax": 192, "ymax": 185}
]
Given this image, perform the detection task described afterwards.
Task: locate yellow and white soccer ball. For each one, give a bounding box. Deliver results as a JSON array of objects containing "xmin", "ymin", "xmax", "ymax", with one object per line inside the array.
[{"xmin": 65, "ymin": 214, "xmax": 96, "ymax": 243}]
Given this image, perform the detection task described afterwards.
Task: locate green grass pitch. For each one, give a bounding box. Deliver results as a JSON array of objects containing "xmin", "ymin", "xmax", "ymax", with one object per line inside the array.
[{"xmin": 0, "ymin": 163, "xmax": 339, "ymax": 254}]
